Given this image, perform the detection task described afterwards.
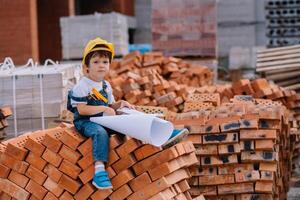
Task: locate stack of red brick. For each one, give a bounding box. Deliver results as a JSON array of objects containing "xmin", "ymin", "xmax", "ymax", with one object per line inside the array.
[
  {"xmin": 0, "ymin": 124, "xmax": 205, "ymax": 200},
  {"xmin": 151, "ymin": 0, "xmax": 217, "ymax": 57},
  {"xmin": 106, "ymin": 51, "xmax": 213, "ymax": 112},
  {"xmin": 184, "ymin": 78, "xmax": 300, "ymax": 182},
  {"xmin": 169, "ymin": 94, "xmax": 291, "ymax": 200},
  {"xmin": 0, "ymin": 107, "xmax": 12, "ymax": 141}
]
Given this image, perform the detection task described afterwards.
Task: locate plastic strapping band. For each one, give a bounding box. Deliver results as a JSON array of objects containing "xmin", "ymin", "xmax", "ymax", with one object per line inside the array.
[
  {"xmin": 12, "ymin": 74, "xmax": 17, "ymax": 136},
  {"xmin": 39, "ymin": 73, "xmax": 45, "ymax": 130}
]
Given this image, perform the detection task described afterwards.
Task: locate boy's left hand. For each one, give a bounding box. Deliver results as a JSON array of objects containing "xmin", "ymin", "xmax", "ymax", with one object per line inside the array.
[{"xmin": 118, "ymin": 100, "xmax": 135, "ymax": 110}]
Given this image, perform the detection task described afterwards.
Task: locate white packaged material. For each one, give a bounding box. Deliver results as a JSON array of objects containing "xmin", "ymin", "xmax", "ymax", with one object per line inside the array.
[
  {"xmin": 60, "ymin": 12, "xmax": 129, "ymax": 59},
  {"xmin": 0, "ymin": 58, "xmax": 81, "ymax": 136}
]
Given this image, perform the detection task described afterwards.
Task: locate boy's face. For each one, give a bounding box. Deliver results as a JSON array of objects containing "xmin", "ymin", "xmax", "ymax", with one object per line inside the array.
[{"xmin": 86, "ymin": 55, "xmax": 110, "ymax": 81}]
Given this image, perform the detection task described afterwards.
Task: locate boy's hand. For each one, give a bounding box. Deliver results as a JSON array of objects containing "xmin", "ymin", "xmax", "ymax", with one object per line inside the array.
[
  {"xmin": 104, "ymin": 107, "xmax": 116, "ymax": 116},
  {"xmin": 119, "ymin": 100, "xmax": 135, "ymax": 110}
]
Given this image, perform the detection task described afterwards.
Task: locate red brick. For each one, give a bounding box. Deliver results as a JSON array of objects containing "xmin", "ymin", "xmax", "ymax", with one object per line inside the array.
[
  {"xmin": 5, "ymin": 140, "xmax": 28, "ymax": 161},
  {"xmin": 25, "ymin": 165, "xmax": 47, "ymax": 185},
  {"xmin": 8, "ymin": 170, "xmax": 29, "ymax": 188},
  {"xmin": 148, "ymin": 159, "xmax": 181, "ymax": 181},
  {"xmin": 78, "ymin": 152, "xmax": 93, "ymax": 170},
  {"xmin": 0, "ymin": 153, "xmax": 29, "ymax": 174},
  {"xmin": 133, "ymin": 144, "xmax": 162, "ymax": 161},
  {"xmin": 109, "ymin": 184, "xmax": 132, "ymax": 200},
  {"xmin": 78, "ymin": 164, "xmax": 94, "ymax": 184},
  {"xmin": 26, "ymin": 152, "xmax": 47, "ymax": 170},
  {"xmin": 111, "ymin": 169, "xmax": 135, "ymax": 189},
  {"xmin": 255, "ymin": 181, "xmax": 273, "ymax": 193},
  {"xmin": 59, "ymin": 159, "xmax": 82, "ymax": 179},
  {"xmin": 199, "ymin": 174, "xmax": 235, "ymax": 186},
  {"xmin": 74, "ymin": 183, "xmax": 94, "ymax": 200},
  {"xmin": 128, "ymin": 172, "xmax": 152, "ymax": 192},
  {"xmin": 164, "ymin": 168, "xmax": 190, "ymax": 185},
  {"xmin": 0, "ymin": 192, "xmax": 12, "ymax": 200},
  {"xmin": 108, "ymin": 149, "xmax": 120, "ymax": 165},
  {"xmin": 235, "ymin": 170, "xmax": 260, "ymax": 183},
  {"xmin": 177, "ymin": 180, "xmax": 190, "ymax": 192},
  {"xmin": 240, "ymin": 129, "xmax": 277, "ymax": 140},
  {"xmin": 109, "ymin": 134, "xmax": 123, "ymax": 149},
  {"xmin": 77, "ymin": 138, "xmax": 92, "ymax": 155},
  {"xmin": 60, "ymin": 191, "xmax": 75, "ymax": 200},
  {"xmin": 0, "ymin": 178, "xmax": 30, "ymax": 200},
  {"xmin": 58, "ymin": 174, "xmax": 81, "ymax": 194},
  {"xmin": 112, "ymin": 154, "xmax": 136, "ymax": 174},
  {"xmin": 127, "ymin": 177, "xmax": 169, "ymax": 200},
  {"xmin": 60, "ymin": 128, "xmax": 85, "ymax": 150},
  {"xmin": 0, "ymin": 163, "xmax": 10, "ymax": 178},
  {"xmin": 42, "ymin": 149, "xmax": 63, "ymax": 167},
  {"xmin": 132, "ymin": 147, "xmax": 179, "ymax": 175},
  {"xmin": 44, "ymin": 192, "xmax": 58, "ymax": 200},
  {"xmin": 24, "ymin": 132, "xmax": 46, "ymax": 156},
  {"xmin": 91, "ymin": 189, "xmax": 113, "ymax": 200},
  {"xmin": 116, "ymin": 138, "xmax": 142, "ymax": 157},
  {"xmin": 43, "ymin": 164, "xmax": 63, "ymax": 182},
  {"xmin": 43, "ymin": 177, "xmax": 64, "ymax": 197},
  {"xmin": 42, "ymin": 130, "xmax": 63, "ymax": 153},
  {"xmin": 218, "ymin": 182, "xmax": 254, "ymax": 195},
  {"xmin": 25, "ymin": 180, "xmax": 48, "ymax": 199},
  {"xmin": 187, "ymin": 134, "xmax": 202, "ymax": 144},
  {"xmin": 107, "ymin": 166, "xmax": 116, "ymax": 178},
  {"xmin": 58, "ymin": 145, "xmax": 81, "ymax": 164}
]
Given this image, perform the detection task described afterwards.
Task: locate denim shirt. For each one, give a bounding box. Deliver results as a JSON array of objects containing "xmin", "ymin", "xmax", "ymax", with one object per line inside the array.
[{"xmin": 69, "ymin": 80, "xmax": 109, "ymax": 123}]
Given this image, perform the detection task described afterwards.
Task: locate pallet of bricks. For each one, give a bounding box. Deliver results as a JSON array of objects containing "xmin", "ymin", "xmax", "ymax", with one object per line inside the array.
[
  {"xmin": 0, "ymin": 107, "xmax": 12, "ymax": 141},
  {"xmin": 169, "ymin": 94, "xmax": 292, "ymax": 200},
  {"xmin": 0, "ymin": 123, "xmax": 207, "ymax": 200},
  {"xmin": 189, "ymin": 78, "xmax": 300, "ymax": 183},
  {"xmin": 106, "ymin": 51, "xmax": 213, "ymax": 113}
]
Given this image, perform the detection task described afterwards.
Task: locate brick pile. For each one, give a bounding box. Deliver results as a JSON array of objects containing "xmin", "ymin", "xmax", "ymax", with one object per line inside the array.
[
  {"xmin": 106, "ymin": 51, "xmax": 213, "ymax": 112},
  {"xmin": 0, "ymin": 124, "xmax": 205, "ymax": 200},
  {"xmin": 168, "ymin": 95, "xmax": 291, "ymax": 200},
  {"xmin": 183, "ymin": 78, "xmax": 300, "ymax": 181},
  {"xmin": 0, "ymin": 107, "xmax": 12, "ymax": 141}
]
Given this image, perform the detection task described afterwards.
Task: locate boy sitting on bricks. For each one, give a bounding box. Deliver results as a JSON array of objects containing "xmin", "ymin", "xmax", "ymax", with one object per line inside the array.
[{"xmin": 67, "ymin": 37, "xmax": 188, "ymax": 189}]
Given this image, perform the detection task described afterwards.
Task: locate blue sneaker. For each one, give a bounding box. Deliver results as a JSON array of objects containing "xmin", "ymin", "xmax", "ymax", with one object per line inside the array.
[
  {"xmin": 163, "ymin": 128, "xmax": 189, "ymax": 148},
  {"xmin": 92, "ymin": 171, "xmax": 113, "ymax": 189}
]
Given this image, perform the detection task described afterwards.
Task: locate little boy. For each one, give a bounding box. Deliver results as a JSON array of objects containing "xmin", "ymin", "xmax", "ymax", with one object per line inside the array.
[{"xmin": 68, "ymin": 37, "xmax": 188, "ymax": 189}]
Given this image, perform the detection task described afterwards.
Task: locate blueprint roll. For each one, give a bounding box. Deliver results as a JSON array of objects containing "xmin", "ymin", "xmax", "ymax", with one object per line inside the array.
[{"xmin": 90, "ymin": 114, "xmax": 173, "ymax": 146}]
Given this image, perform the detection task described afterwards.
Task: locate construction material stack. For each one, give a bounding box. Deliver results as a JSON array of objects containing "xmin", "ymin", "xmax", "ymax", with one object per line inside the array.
[
  {"xmin": 0, "ymin": 124, "xmax": 203, "ymax": 200},
  {"xmin": 0, "ymin": 61, "xmax": 80, "ymax": 136},
  {"xmin": 106, "ymin": 51, "xmax": 213, "ymax": 112},
  {"xmin": 256, "ymin": 45, "xmax": 300, "ymax": 91},
  {"xmin": 151, "ymin": 0, "xmax": 217, "ymax": 57},
  {"xmin": 170, "ymin": 94, "xmax": 291, "ymax": 200},
  {"xmin": 265, "ymin": 0, "xmax": 300, "ymax": 47},
  {"xmin": 60, "ymin": 12, "xmax": 129, "ymax": 59},
  {"xmin": 0, "ymin": 107, "xmax": 12, "ymax": 141}
]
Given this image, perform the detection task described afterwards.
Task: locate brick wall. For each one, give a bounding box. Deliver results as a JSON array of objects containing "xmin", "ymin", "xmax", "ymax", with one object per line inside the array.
[
  {"xmin": 37, "ymin": 0, "xmax": 74, "ymax": 62},
  {"xmin": 0, "ymin": 0, "xmax": 74, "ymax": 65},
  {"xmin": 0, "ymin": 0, "xmax": 39, "ymax": 65}
]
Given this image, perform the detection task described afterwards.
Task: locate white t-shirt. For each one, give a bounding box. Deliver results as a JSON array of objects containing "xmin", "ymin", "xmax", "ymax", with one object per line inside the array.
[{"xmin": 71, "ymin": 76, "xmax": 115, "ymax": 107}]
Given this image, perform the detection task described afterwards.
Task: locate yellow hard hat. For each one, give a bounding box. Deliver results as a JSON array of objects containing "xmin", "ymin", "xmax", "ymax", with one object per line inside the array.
[{"xmin": 82, "ymin": 37, "xmax": 114, "ymax": 64}]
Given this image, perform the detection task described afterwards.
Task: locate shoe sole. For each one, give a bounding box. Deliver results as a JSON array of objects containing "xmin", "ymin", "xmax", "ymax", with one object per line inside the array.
[
  {"xmin": 163, "ymin": 129, "xmax": 189, "ymax": 148},
  {"xmin": 92, "ymin": 181, "xmax": 113, "ymax": 190}
]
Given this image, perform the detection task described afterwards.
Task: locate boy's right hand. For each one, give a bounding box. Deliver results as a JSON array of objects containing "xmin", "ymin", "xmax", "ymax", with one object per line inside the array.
[{"xmin": 104, "ymin": 107, "xmax": 116, "ymax": 116}]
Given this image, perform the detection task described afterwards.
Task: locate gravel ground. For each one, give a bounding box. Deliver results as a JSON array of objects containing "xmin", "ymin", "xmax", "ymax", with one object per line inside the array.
[{"xmin": 288, "ymin": 187, "xmax": 300, "ymax": 200}]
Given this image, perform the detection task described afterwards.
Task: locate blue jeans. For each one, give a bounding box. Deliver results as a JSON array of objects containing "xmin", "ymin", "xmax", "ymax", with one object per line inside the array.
[{"xmin": 74, "ymin": 119, "xmax": 109, "ymax": 162}]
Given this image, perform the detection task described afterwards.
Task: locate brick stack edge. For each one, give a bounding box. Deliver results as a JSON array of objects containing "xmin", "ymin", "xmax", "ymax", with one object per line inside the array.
[
  {"xmin": 0, "ymin": 107, "xmax": 12, "ymax": 141},
  {"xmin": 0, "ymin": 123, "xmax": 204, "ymax": 200},
  {"xmin": 171, "ymin": 94, "xmax": 291, "ymax": 200}
]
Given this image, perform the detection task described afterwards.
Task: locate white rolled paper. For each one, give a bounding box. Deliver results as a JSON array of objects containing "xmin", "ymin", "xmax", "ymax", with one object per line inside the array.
[{"xmin": 90, "ymin": 112, "xmax": 173, "ymax": 146}]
